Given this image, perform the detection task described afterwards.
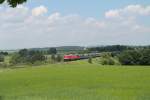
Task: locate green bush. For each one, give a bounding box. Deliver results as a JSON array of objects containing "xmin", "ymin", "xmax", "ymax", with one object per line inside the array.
[
  {"xmin": 118, "ymin": 49, "xmax": 150, "ymax": 65},
  {"xmin": 0, "ymin": 55, "xmax": 4, "ymax": 62},
  {"xmin": 9, "ymin": 53, "xmax": 22, "ymax": 65},
  {"xmin": 140, "ymin": 49, "xmax": 150, "ymax": 65},
  {"xmin": 101, "ymin": 52, "xmax": 112, "ymax": 58},
  {"xmin": 88, "ymin": 57, "xmax": 92, "ymax": 64},
  {"xmin": 97, "ymin": 52, "xmax": 120, "ymax": 65},
  {"xmin": 47, "ymin": 48, "xmax": 57, "ymax": 55},
  {"xmin": 0, "ymin": 63, "xmax": 8, "ymax": 68},
  {"xmin": 10, "ymin": 49, "xmax": 47, "ymax": 65},
  {"xmin": 50, "ymin": 54, "xmax": 56, "ymax": 63},
  {"xmin": 50, "ymin": 54, "xmax": 63, "ymax": 63},
  {"xmin": 101, "ymin": 57, "xmax": 115, "ymax": 65},
  {"xmin": 56, "ymin": 55, "xmax": 63, "ymax": 62}
]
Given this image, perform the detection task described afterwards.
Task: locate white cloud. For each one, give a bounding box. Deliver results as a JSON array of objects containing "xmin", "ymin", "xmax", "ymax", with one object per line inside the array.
[
  {"xmin": 105, "ymin": 5, "xmax": 150, "ymax": 19},
  {"xmin": 105, "ymin": 10, "xmax": 120, "ymax": 18},
  {"xmin": 124, "ymin": 5, "xmax": 150, "ymax": 15},
  {"xmin": 0, "ymin": 5, "xmax": 150, "ymax": 49},
  {"xmin": 32, "ymin": 6, "xmax": 47, "ymax": 16}
]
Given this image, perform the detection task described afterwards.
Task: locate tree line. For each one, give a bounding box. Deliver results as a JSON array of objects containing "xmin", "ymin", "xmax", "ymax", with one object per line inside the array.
[
  {"xmin": 0, "ymin": 48, "xmax": 64, "ymax": 67},
  {"xmin": 88, "ymin": 45, "xmax": 150, "ymax": 65},
  {"xmin": 88, "ymin": 45, "xmax": 150, "ymax": 53},
  {"xmin": 0, "ymin": 45, "xmax": 150, "ymax": 67},
  {"xmin": 9, "ymin": 48, "xmax": 62, "ymax": 65}
]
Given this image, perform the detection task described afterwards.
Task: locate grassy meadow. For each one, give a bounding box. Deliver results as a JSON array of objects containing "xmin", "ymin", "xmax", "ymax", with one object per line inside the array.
[{"xmin": 0, "ymin": 61, "xmax": 150, "ymax": 100}]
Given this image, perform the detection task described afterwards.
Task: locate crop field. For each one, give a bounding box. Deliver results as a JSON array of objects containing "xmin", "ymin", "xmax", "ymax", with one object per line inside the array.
[{"xmin": 0, "ymin": 62, "xmax": 150, "ymax": 100}]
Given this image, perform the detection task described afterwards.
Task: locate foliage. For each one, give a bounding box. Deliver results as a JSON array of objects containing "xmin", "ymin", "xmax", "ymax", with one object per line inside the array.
[
  {"xmin": 55, "ymin": 54, "xmax": 63, "ymax": 62},
  {"xmin": 98, "ymin": 52, "xmax": 120, "ymax": 65},
  {"xmin": 47, "ymin": 48, "xmax": 57, "ymax": 55},
  {"xmin": 88, "ymin": 45, "xmax": 133, "ymax": 53},
  {"xmin": 18, "ymin": 49, "xmax": 28, "ymax": 57},
  {"xmin": 0, "ymin": 62, "xmax": 8, "ymax": 68},
  {"xmin": 10, "ymin": 49, "xmax": 46, "ymax": 65},
  {"xmin": 27, "ymin": 50, "xmax": 46, "ymax": 64},
  {"xmin": 9, "ymin": 53, "xmax": 21, "ymax": 64},
  {"xmin": 50, "ymin": 54, "xmax": 63, "ymax": 63},
  {"xmin": 101, "ymin": 57, "xmax": 115, "ymax": 65},
  {"xmin": 0, "ymin": 52, "xmax": 8, "ymax": 56},
  {"xmin": 0, "ymin": 54, "xmax": 4, "ymax": 62},
  {"xmin": 139, "ymin": 49, "xmax": 150, "ymax": 65},
  {"xmin": 0, "ymin": 0, "xmax": 27, "ymax": 7},
  {"xmin": 50, "ymin": 54, "xmax": 56, "ymax": 63},
  {"xmin": 0, "ymin": 52, "xmax": 8, "ymax": 63},
  {"xmin": 101, "ymin": 52, "xmax": 112, "ymax": 58},
  {"xmin": 118, "ymin": 49, "xmax": 150, "ymax": 65},
  {"xmin": 88, "ymin": 57, "xmax": 92, "ymax": 64}
]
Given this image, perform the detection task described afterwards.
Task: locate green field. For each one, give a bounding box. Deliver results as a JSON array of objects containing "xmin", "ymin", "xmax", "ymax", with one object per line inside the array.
[{"xmin": 0, "ymin": 62, "xmax": 150, "ymax": 100}]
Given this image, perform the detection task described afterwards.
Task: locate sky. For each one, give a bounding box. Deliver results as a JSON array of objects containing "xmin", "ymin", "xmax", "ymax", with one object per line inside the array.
[{"xmin": 0, "ymin": 0, "xmax": 150, "ymax": 49}]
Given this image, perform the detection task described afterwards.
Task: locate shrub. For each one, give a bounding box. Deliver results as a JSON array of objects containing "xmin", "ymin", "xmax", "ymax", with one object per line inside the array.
[
  {"xmin": 0, "ymin": 63, "xmax": 8, "ymax": 68},
  {"xmin": 101, "ymin": 52, "xmax": 112, "ymax": 58},
  {"xmin": 0, "ymin": 55, "xmax": 4, "ymax": 62},
  {"xmin": 88, "ymin": 57, "xmax": 92, "ymax": 64},
  {"xmin": 9, "ymin": 53, "xmax": 22, "ymax": 65},
  {"xmin": 100, "ymin": 52, "xmax": 115, "ymax": 65},
  {"xmin": 139, "ymin": 49, "xmax": 150, "ymax": 65},
  {"xmin": 50, "ymin": 54, "xmax": 56, "ymax": 63},
  {"xmin": 26, "ymin": 51, "xmax": 46, "ymax": 64},
  {"xmin": 10, "ymin": 49, "xmax": 46, "ymax": 65},
  {"xmin": 118, "ymin": 49, "xmax": 150, "ymax": 65},
  {"xmin": 101, "ymin": 57, "xmax": 115, "ymax": 65},
  {"xmin": 97, "ymin": 52, "xmax": 120, "ymax": 65},
  {"xmin": 56, "ymin": 55, "xmax": 63, "ymax": 62},
  {"xmin": 47, "ymin": 48, "xmax": 57, "ymax": 55}
]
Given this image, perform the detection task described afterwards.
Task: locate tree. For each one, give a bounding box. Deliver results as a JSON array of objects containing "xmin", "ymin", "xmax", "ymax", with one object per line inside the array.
[
  {"xmin": 24, "ymin": 50, "xmax": 46, "ymax": 64},
  {"xmin": 100, "ymin": 53, "xmax": 116, "ymax": 65},
  {"xmin": 88, "ymin": 45, "xmax": 132, "ymax": 53},
  {"xmin": 10, "ymin": 49, "xmax": 46, "ymax": 65},
  {"xmin": 9, "ymin": 53, "xmax": 21, "ymax": 64},
  {"xmin": 118, "ymin": 49, "xmax": 150, "ymax": 65},
  {"xmin": 0, "ymin": 0, "xmax": 27, "ymax": 7},
  {"xmin": 18, "ymin": 49, "xmax": 28, "ymax": 57},
  {"xmin": 51, "ymin": 55, "xmax": 56, "ymax": 61},
  {"xmin": 56, "ymin": 55, "xmax": 62, "ymax": 62},
  {"xmin": 47, "ymin": 48, "xmax": 57, "ymax": 55},
  {"xmin": 140, "ymin": 49, "xmax": 150, "ymax": 65},
  {"xmin": 88, "ymin": 57, "xmax": 92, "ymax": 64},
  {"xmin": 118, "ymin": 50, "xmax": 141, "ymax": 65},
  {"xmin": 0, "ymin": 52, "xmax": 8, "ymax": 56},
  {"xmin": 0, "ymin": 55, "xmax": 4, "ymax": 62},
  {"xmin": 101, "ymin": 57, "xmax": 115, "ymax": 65}
]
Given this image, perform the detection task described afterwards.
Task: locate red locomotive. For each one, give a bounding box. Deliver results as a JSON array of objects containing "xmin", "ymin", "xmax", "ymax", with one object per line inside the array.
[
  {"xmin": 64, "ymin": 53, "xmax": 100, "ymax": 61},
  {"xmin": 63, "ymin": 54, "xmax": 91, "ymax": 61},
  {"xmin": 64, "ymin": 55, "xmax": 80, "ymax": 61}
]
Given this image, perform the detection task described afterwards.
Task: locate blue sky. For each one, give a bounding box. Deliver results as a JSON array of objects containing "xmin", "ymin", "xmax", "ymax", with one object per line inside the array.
[
  {"xmin": 0, "ymin": 0, "xmax": 150, "ymax": 49},
  {"xmin": 26, "ymin": 0, "xmax": 150, "ymax": 18}
]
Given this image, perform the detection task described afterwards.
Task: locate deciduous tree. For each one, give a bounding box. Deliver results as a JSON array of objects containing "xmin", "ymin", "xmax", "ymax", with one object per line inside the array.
[{"xmin": 0, "ymin": 0, "xmax": 27, "ymax": 7}]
